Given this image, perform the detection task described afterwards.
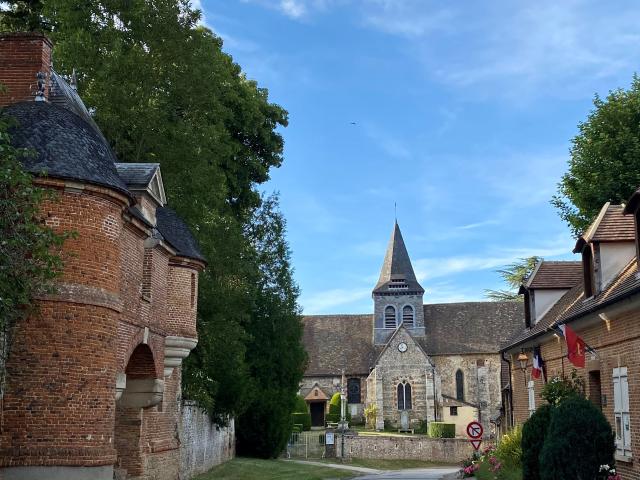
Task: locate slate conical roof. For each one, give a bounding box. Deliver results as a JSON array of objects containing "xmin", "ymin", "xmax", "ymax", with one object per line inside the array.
[{"xmin": 373, "ymin": 222, "xmax": 424, "ymax": 294}]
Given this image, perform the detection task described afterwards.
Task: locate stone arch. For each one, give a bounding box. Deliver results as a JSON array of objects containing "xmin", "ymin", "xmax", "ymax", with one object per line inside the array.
[{"xmin": 384, "ymin": 305, "xmax": 397, "ymax": 328}]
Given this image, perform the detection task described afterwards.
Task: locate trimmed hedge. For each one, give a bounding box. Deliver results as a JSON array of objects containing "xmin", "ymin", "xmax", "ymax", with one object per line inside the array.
[
  {"xmin": 521, "ymin": 404, "xmax": 553, "ymax": 480},
  {"xmin": 539, "ymin": 396, "xmax": 615, "ymax": 480},
  {"xmin": 326, "ymin": 392, "xmax": 350, "ymax": 424},
  {"xmin": 428, "ymin": 422, "xmax": 455, "ymax": 438},
  {"xmin": 294, "ymin": 395, "xmax": 308, "ymax": 413},
  {"xmin": 291, "ymin": 412, "xmax": 311, "ymax": 431}
]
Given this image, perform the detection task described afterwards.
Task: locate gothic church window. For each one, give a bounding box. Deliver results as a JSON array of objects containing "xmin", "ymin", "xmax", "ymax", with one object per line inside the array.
[
  {"xmin": 347, "ymin": 378, "xmax": 361, "ymax": 404},
  {"xmin": 397, "ymin": 381, "xmax": 412, "ymax": 410},
  {"xmin": 384, "ymin": 306, "xmax": 397, "ymax": 328},
  {"xmin": 402, "ymin": 305, "xmax": 414, "ymax": 326},
  {"xmin": 455, "ymin": 369, "xmax": 464, "ymax": 401}
]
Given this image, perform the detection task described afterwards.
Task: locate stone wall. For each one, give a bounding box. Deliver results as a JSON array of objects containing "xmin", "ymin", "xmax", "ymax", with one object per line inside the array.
[
  {"xmin": 432, "ymin": 353, "xmax": 503, "ymax": 435},
  {"xmin": 335, "ymin": 434, "xmax": 471, "ymax": 463},
  {"xmin": 300, "ymin": 375, "xmax": 368, "ymax": 420},
  {"xmin": 179, "ymin": 402, "xmax": 235, "ymax": 479}
]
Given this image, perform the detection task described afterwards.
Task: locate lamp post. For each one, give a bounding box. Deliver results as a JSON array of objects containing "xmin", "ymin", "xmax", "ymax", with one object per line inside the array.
[{"xmin": 517, "ymin": 351, "xmax": 529, "ymax": 387}]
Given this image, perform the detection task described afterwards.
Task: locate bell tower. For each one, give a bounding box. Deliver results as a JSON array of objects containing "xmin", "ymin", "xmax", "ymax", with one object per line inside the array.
[{"xmin": 373, "ymin": 222, "xmax": 425, "ymax": 345}]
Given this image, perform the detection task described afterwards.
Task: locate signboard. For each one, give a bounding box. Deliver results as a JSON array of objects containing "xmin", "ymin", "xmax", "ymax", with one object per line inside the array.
[
  {"xmin": 466, "ymin": 421, "xmax": 483, "ymax": 451},
  {"xmin": 325, "ymin": 432, "xmax": 335, "ymax": 445},
  {"xmin": 466, "ymin": 421, "xmax": 483, "ymax": 439}
]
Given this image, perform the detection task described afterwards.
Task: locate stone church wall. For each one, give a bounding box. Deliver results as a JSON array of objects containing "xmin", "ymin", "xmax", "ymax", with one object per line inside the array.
[
  {"xmin": 433, "ymin": 353, "xmax": 503, "ymax": 436},
  {"xmin": 179, "ymin": 402, "xmax": 235, "ymax": 479}
]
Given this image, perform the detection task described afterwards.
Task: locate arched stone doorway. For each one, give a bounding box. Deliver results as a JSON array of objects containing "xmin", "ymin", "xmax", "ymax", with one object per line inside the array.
[{"xmin": 114, "ymin": 344, "xmax": 164, "ymax": 478}]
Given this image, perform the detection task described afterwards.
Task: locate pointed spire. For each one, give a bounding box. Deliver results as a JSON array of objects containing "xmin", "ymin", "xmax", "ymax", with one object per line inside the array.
[{"xmin": 373, "ymin": 222, "xmax": 424, "ymax": 294}]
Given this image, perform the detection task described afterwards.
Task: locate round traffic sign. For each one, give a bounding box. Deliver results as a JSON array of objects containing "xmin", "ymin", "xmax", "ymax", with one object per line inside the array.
[{"xmin": 466, "ymin": 421, "xmax": 483, "ymax": 439}]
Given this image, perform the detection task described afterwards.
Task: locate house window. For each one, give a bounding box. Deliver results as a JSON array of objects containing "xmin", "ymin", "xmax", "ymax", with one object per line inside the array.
[
  {"xmin": 450, "ymin": 406, "xmax": 458, "ymax": 416},
  {"xmin": 528, "ymin": 380, "xmax": 536, "ymax": 416},
  {"xmin": 455, "ymin": 369, "xmax": 464, "ymax": 401},
  {"xmin": 582, "ymin": 246, "xmax": 595, "ymax": 298},
  {"xmin": 384, "ymin": 306, "xmax": 397, "ymax": 328},
  {"xmin": 347, "ymin": 378, "xmax": 361, "ymax": 404},
  {"xmin": 402, "ymin": 305, "xmax": 414, "ymax": 327},
  {"xmin": 397, "ymin": 381, "xmax": 412, "ymax": 410},
  {"xmin": 613, "ymin": 367, "xmax": 631, "ymax": 457}
]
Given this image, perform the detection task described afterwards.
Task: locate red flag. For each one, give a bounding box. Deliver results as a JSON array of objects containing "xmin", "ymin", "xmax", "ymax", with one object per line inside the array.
[{"xmin": 559, "ymin": 324, "xmax": 586, "ymax": 368}]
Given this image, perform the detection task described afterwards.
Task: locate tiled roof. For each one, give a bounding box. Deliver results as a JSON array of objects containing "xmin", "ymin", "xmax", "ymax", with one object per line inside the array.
[
  {"xmin": 115, "ymin": 163, "xmax": 159, "ymax": 188},
  {"xmin": 156, "ymin": 207, "xmax": 206, "ymax": 263},
  {"xmin": 574, "ymin": 203, "xmax": 635, "ymax": 252},
  {"xmin": 4, "ymin": 101, "xmax": 131, "ymax": 198},
  {"xmin": 502, "ymin": 259, "xmax": 640, "ymax": 351},
  {"xmin": 302, "ymin": 314, "xmax": 376, "ymax": 375},
  {"xmin": 302, "ymin": 301, "xmax": 524, "ymax": 376},
  {"xmin": 422, "ymin": 302, "xmax": 524, "ymax": 355},
  {"xmin": 373, "ymin": 222, "xmax": 424, "ymax": 294},
  {"xmin": 526, "ymin": 261, "xmax": 583, "ymax": 290}
]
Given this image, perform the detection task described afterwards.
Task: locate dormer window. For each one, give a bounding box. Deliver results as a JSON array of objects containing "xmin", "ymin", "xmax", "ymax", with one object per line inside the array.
[
  {"xmin": 384, "ymin": 306, "xmax": 397, "ymax": 328},
  {"xmin": 582, "ymin": 245, "xmax": 595, "ymax": 298},
  {"xmin": 402, "ymin": 305, "xmax": 415, "ymax": 327}
]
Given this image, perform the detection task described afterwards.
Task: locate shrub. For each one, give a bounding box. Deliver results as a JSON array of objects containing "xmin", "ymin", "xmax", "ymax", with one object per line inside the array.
[
  {"xmin": 364, "ymin": 404, "xmax": 378, "ymax": 428},
  {"xmin": 539, "ymin": 396, "xmax": 615, "ymax": 480},
  {"xmin": 521, "ymin": 404, "xmax": 553, "ymax": 480},
  {"xmin": 291, "ymin": 412, "xmax": 311, "ymax": 431},
  {"xmin": 495, "ymin": 425, "xmax": 522, "ymax": 468},
  {"xmin": 293, "ymin": 395, "xmax": 308, "ymax": 413},
  {"xmin": 428, "ymin": 422, "xmax": 455, "ymax": 438},
  {"xmin": 415, "ymin": 419, "xmax": 429, "ymax": 435},
  {"xmin": 326, "ymin": 392, "xmax": 350, "ymax": 424},
  {"xmin": 541, "ymin": 369, "xmax": 585, "ymax": 405}
]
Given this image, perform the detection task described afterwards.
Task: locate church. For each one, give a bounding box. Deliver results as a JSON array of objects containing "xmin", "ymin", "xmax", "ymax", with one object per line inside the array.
[{"xmin": 300, "ymin": 222, "xmax": 523, "ymax": 436}]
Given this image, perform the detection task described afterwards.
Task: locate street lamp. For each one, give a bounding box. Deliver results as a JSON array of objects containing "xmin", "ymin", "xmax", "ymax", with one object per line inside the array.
[{"xmin": 517, "ymin": 351, "xmax": 528, "ymax": 387}]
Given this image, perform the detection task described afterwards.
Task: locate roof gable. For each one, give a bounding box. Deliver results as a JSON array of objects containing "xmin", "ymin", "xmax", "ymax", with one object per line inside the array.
[
  {"xmin": 574, "ymin": 203, "xmax": 635, "ymax": 252},
  {"xmin": 115, "ymin": 163, "xmax": 167, "ymax": 205},
  {"xmin": 525, "ymin": 261, "xmax": 582, "ymax": 290},
  {"xmin": 374, "ymin": 324, "xmax": 431, "ymax": 366}
]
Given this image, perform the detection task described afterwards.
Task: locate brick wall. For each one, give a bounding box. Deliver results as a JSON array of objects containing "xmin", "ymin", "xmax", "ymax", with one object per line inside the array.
[
  {"xmin": 509, "ymin": 306, "xmax": 640, "ymax": 480},
  {"xmin": 0, "ymin": 33, "xmax": 51, "ymax": 106}
]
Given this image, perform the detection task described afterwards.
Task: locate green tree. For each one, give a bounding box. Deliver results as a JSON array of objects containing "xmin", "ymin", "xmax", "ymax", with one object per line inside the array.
[
  {"xmin": 0, "ymin": 0, "xmax": 49, "ymax": 31},
  {"xmin": 236, "ymin": 194, "xmax": 307, "ymax": 458},
  {"xmin": 521, "ymin": 404, "xmax": 553, "ymax": 480},
  {"xmin": 539, "ymin": 396, "xmax": 615, "ymax": 480},
  {"xmin": 553, "ymin": 75, "xmax": 640, "ymax": 236},
  {"xmin": 0, "ymin": 110, "xmax": 67, "ymax": 388},
  {"xmin": 484, "ymin": 256, "xmax": 541, "ymax": 301}
]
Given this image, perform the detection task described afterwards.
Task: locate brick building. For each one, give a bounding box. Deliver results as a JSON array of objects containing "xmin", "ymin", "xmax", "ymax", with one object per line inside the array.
[
  {"xmin": 301, "ymin": 222, "xmax": 523, "ymax": 436},
  {"xmin": 502, "ymin": 201, "xmax": 640, "ymax": 479},
  {"xmin": 0, "ymin": 33, "xmax": 205, "ymax": 480}
]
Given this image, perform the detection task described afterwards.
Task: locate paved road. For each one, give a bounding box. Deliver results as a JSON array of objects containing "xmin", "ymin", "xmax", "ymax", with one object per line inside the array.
[
  {"xmin": 356, "ymin": 467, "xmax": 460, "ymax": 479},
  {"xmin": 286, "ymin": 460, "xmax": 460, "ymax": 479}
]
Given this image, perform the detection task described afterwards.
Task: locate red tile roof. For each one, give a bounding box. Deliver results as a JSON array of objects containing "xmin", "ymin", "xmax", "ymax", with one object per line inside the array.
[
  {"xmin": 574, "ymin": 204, "xmax": 635, "ymax": 252},
  {"xmin": 526, "ymin": 261, "xmax": 583, "ymax": 290}
]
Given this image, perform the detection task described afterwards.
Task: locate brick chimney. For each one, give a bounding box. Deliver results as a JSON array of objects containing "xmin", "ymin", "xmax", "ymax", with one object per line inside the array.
[{"xmin": 0, "ymin": 32, "xmax": 52, "ymax": 107}]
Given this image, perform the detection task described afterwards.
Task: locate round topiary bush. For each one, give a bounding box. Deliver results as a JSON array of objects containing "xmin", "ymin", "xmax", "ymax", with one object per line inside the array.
[
  {"xmin": 293, "ymin": 395, "xmax": 308, "ymax": 413},
  {"xmin": 428, "ymin": 422, "xmax": 455, "ymax": 438},
  {"xmin": 539, "ymin": 396, "xmax": 615, "ymax": 480},
  {"xmin": 291, "ymin": 395, "xmax": 311, "ymax": 431},
  {"xmin": 521, "ymin": 403, "xmax": 553, "ymax": 480}
]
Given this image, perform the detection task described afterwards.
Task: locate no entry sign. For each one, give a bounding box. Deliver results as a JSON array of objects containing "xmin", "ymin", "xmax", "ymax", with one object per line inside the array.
[{"xmin": 466, "ymin": 421, "xmax": 483, "ymax": 439}]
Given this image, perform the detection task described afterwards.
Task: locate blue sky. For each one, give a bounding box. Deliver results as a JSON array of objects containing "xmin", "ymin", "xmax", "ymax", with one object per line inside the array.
[{"xmin": 197, "ymin": 0, "xmax": 640, "ymax": 314}]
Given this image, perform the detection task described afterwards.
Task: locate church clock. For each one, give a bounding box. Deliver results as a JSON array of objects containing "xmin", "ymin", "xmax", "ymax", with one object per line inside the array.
[{"xmin": 398, "ymin": 342, "xmax": 408, "ymax": 353}]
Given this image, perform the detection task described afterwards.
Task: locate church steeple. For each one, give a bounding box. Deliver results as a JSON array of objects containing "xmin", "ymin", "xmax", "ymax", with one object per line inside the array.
[
  {"xmin": 372, "ymin": 221, "xmax": 425, "ymax": 345},
  {"xmin": 373, "ymin": 221, "xmax": 424, "ymax": 294}
]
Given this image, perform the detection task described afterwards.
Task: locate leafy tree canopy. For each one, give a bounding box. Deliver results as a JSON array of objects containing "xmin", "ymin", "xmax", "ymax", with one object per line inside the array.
[
  {"xmin": 484, "ymin": 256, "xmax": 541, "ymax": 301},
  {"xmin": 553, "ymin": 75, "xmax": 640, "ymax": 236}
]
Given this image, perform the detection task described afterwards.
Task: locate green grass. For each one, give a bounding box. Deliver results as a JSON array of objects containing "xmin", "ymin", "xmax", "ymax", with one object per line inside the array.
[
  {"xmin": 195, "ymin": 457, "xmax": 359, "ymax": 480},
  {"xmin": 324, "ymin": 458, "xmax": 456, "ymax": 470}
]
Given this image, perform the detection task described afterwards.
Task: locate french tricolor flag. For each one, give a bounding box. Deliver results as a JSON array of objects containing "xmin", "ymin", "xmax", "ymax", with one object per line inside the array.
[{"xmin": 532, "ymin": 345, "xmax": 546, "ymax": 382}]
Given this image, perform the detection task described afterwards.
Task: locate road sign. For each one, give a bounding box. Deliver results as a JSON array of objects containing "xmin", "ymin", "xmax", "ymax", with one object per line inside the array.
[
  {"xmin": 470, "ymin": 439, "xmax": 482, "ymax": 450},
  {"xmin": 466, "ymin": 421, "xmax": 483, "ymax": 439}
]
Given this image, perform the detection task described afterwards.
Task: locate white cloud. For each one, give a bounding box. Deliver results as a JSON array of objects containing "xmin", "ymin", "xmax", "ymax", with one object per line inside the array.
[
  {"xmin": 301, "ymin": 287, "xmax": 370, "ymax": 314},
  {"xmin": 361, "ymin": 0, "xmax": 456, "ymax": 37},
  {"xmin": 456, "ymin": 219, "xmax": 500, "ymax": 230},
  {"xmin": 280, "ymin": 0, "xmax": 306, "ymax": 18},
  {"xmin": 413, "ymin": 235, "xmax": 572, "ymax": 282}
]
